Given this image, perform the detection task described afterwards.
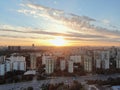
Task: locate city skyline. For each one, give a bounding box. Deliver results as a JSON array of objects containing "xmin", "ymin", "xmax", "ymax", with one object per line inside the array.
[{"xmin": 0, "ymin": 0, "xmax": 120, "ymax": 46}]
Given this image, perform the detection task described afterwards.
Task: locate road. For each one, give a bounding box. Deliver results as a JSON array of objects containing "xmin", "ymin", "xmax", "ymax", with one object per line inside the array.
[{"xmin": 0, "ymin": 74, "xmax": 119, "ymax": 90}]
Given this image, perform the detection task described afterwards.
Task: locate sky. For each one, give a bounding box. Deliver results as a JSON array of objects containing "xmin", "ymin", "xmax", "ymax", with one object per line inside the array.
[{"xmin": 0, "ymin": 0, "xmax": 120, "ymax": 46}]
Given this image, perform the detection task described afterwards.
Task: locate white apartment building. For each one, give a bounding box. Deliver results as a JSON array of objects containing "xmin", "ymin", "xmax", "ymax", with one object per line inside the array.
[
  {"xmin": 6, "ymin": 55, "xmax": 26, "ymax": 71},
  {"xmin": 110, "ymin": 46, "xmax": 117, "ymax": 58},
  {"xmin": 101, "ymin": 51, "xmax": 110, "ymax": 69},
  {"xmin": 70, "ymin": 55, "xmax": 81, "ymax": 63},
  {"xmin": 6, "ymin": 62, "xmax": 11, "ymax": 72},
  {"xmin": 84, "ymin": 55, "xmax": 92, "ymax": 72},
  {"xmin": 30, "ymin": 53, "xmax": 36, "ymax": 70},
  {"xmin": 60, "ymin": 60, "xmax": 66, "ymax": 71},
  {"xmin": 42, "ymin": 53, "xmax": 56, "ymax": 74},
  {"xmin": 116, "ymin": 51, "xmax": 120, "ymax": 69},
  {"xmin": 45, "ymin": 57, "xmax": 55, "ymax": 74},
  {"xmin": 94, "ymin": 51, "xmax": 101, "ymax": 68},
  {"xmin": 0, "ymin": 64, "xmax": 5, "ymax": 76},
  {"xmin": 96, "ymin": 59, "xmax": 101, "ymax": 68},
  {"xmin": 0, "ymin": 56, "xmax": 5, "ymax": 63},
  {"xmin": 42, "ymin": 54, "xmax": 52, "ymax": 65},
  {"xmin": 68, "ymin": 60, "xmax": 73, "ymax": 73},
  {"xmin": 30, "ymin": 52, "xmax": 42, "ymax": 70},
  {"xmin": 94, "ymin": 50, "xmax": 110, "ymax": 69}
]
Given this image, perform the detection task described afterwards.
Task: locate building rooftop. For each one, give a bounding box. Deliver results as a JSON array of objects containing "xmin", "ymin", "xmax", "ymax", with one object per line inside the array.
[{"xmin": 24, "ymin": 70, "xmax": 36, "ymax": 75}]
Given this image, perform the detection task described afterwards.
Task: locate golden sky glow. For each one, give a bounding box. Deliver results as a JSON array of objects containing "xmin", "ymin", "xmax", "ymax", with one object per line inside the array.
[
  {"xmin": 0, "ymin": 1, "xmax": 120, "ymax": 46},
  {"xmin": 49, "ymin": 36, "xmax": 67, "ymax": 46}
]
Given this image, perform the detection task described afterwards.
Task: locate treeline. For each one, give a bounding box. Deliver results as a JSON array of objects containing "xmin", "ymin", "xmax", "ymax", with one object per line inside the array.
[
  {"xmin": 41, "ymin": 81, "xmax": 84, "ymax": 90},
  {"xmin": 87, "ymin": 77, "xmax": 120, "ymax": 85}
]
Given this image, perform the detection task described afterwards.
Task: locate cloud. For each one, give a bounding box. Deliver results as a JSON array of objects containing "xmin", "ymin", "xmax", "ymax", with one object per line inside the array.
[
  {"xmin": 18, "ymin": 3, "xmax": 95, "ymax": 30},
  {"xmin": 18, "ymin": 2, "xmax": 120, "ymax": 36},
  {"xmin": 1, "ymin": 2, "xmax": 120, "ymax": 45},
  {"xmin": 102, "ymin": 19, "xmax": 110, "ymax": 25},
  {"xmin": 0, "ymin": 24, "xmax": 120, "ymax": 43}
]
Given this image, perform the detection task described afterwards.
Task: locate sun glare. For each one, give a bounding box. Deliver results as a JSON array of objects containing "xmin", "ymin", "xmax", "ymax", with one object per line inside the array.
[{"xmin": 49, "ymin": 36, "xmax": 67, "ymax": 46}]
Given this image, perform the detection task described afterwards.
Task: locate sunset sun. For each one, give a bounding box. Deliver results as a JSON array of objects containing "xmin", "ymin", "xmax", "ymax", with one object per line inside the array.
[{"xmin": 49, "ymin": 36, "xmax": 67, "ymax": 46}]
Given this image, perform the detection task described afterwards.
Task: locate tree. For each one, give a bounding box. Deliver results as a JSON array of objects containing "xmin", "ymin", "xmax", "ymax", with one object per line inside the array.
[
  {"xmin": 49, "ymin": 84, "xmax": 55, "ymax": 90},
  {"xmin": 70, "ymin": 81, "xmax": 83, "ymax": 90},
  {"xmin": 27, "ymin": 86, "xmax": 33, "ymax": 90}
]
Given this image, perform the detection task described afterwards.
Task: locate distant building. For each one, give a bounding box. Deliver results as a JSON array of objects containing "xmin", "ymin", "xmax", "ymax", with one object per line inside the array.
[
  {"xmin": 30, "ymin": 52, "xmax": 42, "ymax": 69},
  {"xmin": 30, "ymin": 53, "xmax": 36, "ymax": 70},
  {"xmin": 0, "ymin": 64, "xmax": 5, "ymax": 76},
  {"xmin": 0, "ymin": 55, "xmax": 26, "ymax": 76},
  {"xmin": 68, "ymin": 60, "xmax": 73, "ymax": 73},
  {"xmin": 8, "ymin": 46, "xmax": 21, "ymax": 51},
  {"xmin": 110, "ymin": 46, "xmax": 117, "ymax": 58},
  {"xmin": 60, "ymin": 60, "xmax": 66, "ymax": 71},
  {"xmin": 31, "ymin": 44, "xmax": 35, "ymax": 70},
  {"xmin": 84, "ymin": 55, "xmax": 93, "ymax": 72},
  {"xmin": 6, "ymin": 55, "xmax": 26, "ymax": 71},
  {"xmin": 0, "ymin": 56, "xmax": 5, "ymax": 63},
  {"xmin": 109, "ymin": 47, "xmax": 117, "ymax": 69},
  {"xmin": 94, "ymin": 51, "xmax": 101, "ymax": 69},
  {"xmin": 45, "ymin": 56, "xmax": 55, "ymax": 74},
  {"xmin": 94, "ymin": 50, "xmax": 110, "ymax": 70},
  {"xmin": 70, "ymin": 55, "xmax": 81, "ymax": 63},
  {"xmin": 42, "ymin": 54, "xmax": 51, "ymax": 65},
  {"xmin": 6, "ymin": 62, "xmax": 11, "ymax": 72},
  {"xmin": 101, "ymin": 51, "xmax": 110, "ymax": 69},
  {"xmin": 42, "ymin": 53, "xmax": 56, "ymax": 74},
  {"xmin": 116, "ymin": 51, "xmax": 120, "ymax": 69}
]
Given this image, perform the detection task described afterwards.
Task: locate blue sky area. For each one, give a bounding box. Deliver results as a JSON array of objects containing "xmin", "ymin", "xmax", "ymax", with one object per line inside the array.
[{"xmin": 0, "ymin": 0, "xmax": 120, "ymax": 46}]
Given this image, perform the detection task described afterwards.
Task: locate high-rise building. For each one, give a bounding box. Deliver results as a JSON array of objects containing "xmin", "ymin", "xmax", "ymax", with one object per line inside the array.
[
  {"xmin": 6, "ymin": 62, "xmax": 11, "ymax": 72},
  {"xmin": 94, "ymin": 50, "xmax": 110, "ymax": 70},
  {"xmin": 45, "ymin": 57, "xmax": 55, "ymax": 74},
  {"xmin": 6, "ymin": 55, "xmax": 26, "ymax": 71},
  {"xmin": 0, "ymin": 64, "xmax": 5, "ymax": 76},
  {"xmin": 109, "ymin": 47, "xmax": 117, "ymax": 69},
  {"xmin": 94, "ymin": 51, "xmax": 101, "ymax": 69},
  {"xmin": 68, "ymin": 60, "xmax": 73, "ymax": 73},
  {"xmin": 70, "ymin": 55, "xmax": 81, "ymax": 63},
  {"xmin": 42, "ymin": 54, "xmax": 51, "ymax": 65},
  {"xmin": 84, "ymin": 55, "xmax": 92, "ymax": 72},
  {"xmin": 101, "ymin": 51, "xmax": 110, "ymax": 69},
  {"xmin": 8, "ymin": 46, "xmax": 21, "ymax": 51},
  {"xmin": 0, "ymin": 56, "xmax": 5, "ymax": 63},
  {"xmin": 116, "ymin": 51, "xmax": 120, "ymax": 69},
  {"xmin": 60, "ymin": 60, "xmax": 66, "ymax": 71},
  {"xmin": 30, "ymin": 44, "xmax": 37, "ymax": 70},
  {"xmin": 30, "ymin": 53, "xmax": 36, "ymax": 70},
  {"xmin": 110, "ymin": 46, "xmax": 117, "ymax": 58}
]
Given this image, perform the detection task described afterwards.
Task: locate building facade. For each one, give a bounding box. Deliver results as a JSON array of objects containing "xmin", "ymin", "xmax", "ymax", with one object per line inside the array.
[
  {"xmin": 84, "ymin": 55, "xmax": 93, "ymax": 72},
  {"xmin": 68, "ymin": 60, "xmax": 73, "ymax": 73},
  {"xmin": 30, "ymin": 53, "xmax": 36, "ymax": 70},
  {"xmin": 116, "ymin": 51, "xmax": 120, "ymax": 69},
  {"xmin": 70, "ymin": 55, "xmax": 81, "ymax": 63},
  {"xmin": 60, "ymin": 60, "xmax": 66, "ymax": 71},
  {"xmin": 45, "ymin": 57, "xmax": 55, "ymax": 74}
]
